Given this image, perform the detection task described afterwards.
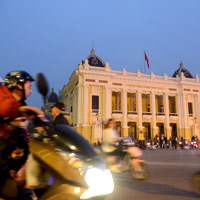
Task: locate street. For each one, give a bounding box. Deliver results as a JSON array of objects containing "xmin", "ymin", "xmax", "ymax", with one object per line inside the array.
[{"xmin": 106, "ymin": 148, "xmax": 200, "ymax": 200}]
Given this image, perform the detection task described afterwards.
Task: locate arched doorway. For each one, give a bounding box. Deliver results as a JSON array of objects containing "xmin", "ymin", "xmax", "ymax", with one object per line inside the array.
[
  {"xmin": 128, "ymin": 122, "xmax": 137, "ymax": 140},
  {"xmin": 143, "ymin": 122, "xmax": 151, "ymax": 140},
  {"xmin": 157, "ymin": 123, "xmax": 165, "ymax": 136},
  {"xmin": 170, "ymin": 123, "xmax": 177, "ymax": 137},
  {"xmin": 116, "ymin": 121, "xmax": 121, "ymax": 137}
]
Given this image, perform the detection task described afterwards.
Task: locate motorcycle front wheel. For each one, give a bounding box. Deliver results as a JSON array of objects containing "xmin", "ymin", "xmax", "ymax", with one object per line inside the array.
[
  {"xmin": 191, "ymin": 172, "xmax": 200, "ymax": 196},
  {"xmin": 131, "ymin": 161, "xmax": 150, "ymax": 181}
]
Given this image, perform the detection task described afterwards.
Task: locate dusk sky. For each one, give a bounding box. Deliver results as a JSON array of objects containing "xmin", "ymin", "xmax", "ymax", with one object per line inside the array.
[{"xmin": 0, "ymin": 0, "xmax": 200, "ymax": 108}]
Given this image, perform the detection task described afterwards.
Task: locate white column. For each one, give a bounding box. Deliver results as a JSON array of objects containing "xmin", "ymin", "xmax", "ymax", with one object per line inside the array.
[
  {"xmin": 137, "ymin": 90, "xmax": 142, "ymax": 128},
  {"xmin": 83, "ymin": 84, "xmax": 88, "ymax": 125},
  {"xmin": 137, "ymin": 90, "xmax": 144, "ymax": 140},
  {"xmin": 195, "ymin": 94, "xmax": 200, "ymax": 138},
  {"xmin": 182, "ymin": 93, "xmax": 187, "ymax": 128},
  {"xmin": 195, "ymin": 94, "xmax": 200, "ymax": 121},
  {"xmin": 123, "ymin": 88, "xmax": 127, "ymax": 127},
  {"xmin": 151, "ymin": 91, "xmax": 156, "ymax": 128},
  {"xmin": 164, "ymin": 92, "xmax": 172, "ymax": 139},
  {"xmin": 77, "ymin": 85, "xmax": 81, "ymax": 125},
  {"xmin": 104, "ymin": 86, "xmax": 112, "ymax": 120},
  {"xmin": 164, "ymin": 92, "xmax": 169, "ymax": 128},
  {"xmin": 177, "ymin": 91, "xmax": 183, "ymax": 130},
  {"xmin": 181, "ymin": 93, "xmax": 188, "ymax": 139},
  {"xmin": 73, "ymin": 88, "xmax": 77, "ymax": 125}
]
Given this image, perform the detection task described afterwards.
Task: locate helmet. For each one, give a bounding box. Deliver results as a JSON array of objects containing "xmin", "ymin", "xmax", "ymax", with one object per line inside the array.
[{"xmin": 5, "ymin": 70, "xmax": 34, "ymax": 89}]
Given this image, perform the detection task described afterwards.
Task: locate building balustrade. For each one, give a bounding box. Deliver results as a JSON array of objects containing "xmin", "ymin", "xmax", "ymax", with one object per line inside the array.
[
  {"xmin": 92, "ymin": 109, "xmax": 99, "ymax": 113},
  {"xmin": 127, "ymin": 112, "xmax": 138, "ymax": 120},
  {"xmin": 142, "ymin": 112, "xmax": 152, "ymax": 115},
  {"xmin": 112, "ymin": 110, "xmax": 123, "ymax": 120},
  {"xmin": 169, "ymin": 113, "xmax": 178, "ymax": 121},
  {"xmin": 156, "ymin": 112, "xmax": 165, "ymax": 116},
  {"xmin": 127, "ymin": 111, "xmax": 137, "ymax": 114},
  {"xmin": 156, "ymin": 113, "xmax": 166, "ymax": 121},
  {"xmin": 142, "ymin": 112, "xmax": 152, "ymax": 120},
  {"xmin": 112, "ymin": 110, "xmax": 122, "ymax": 114},
  {"xmin": 169, "ymin": 113, "xmax": 178, "ymax": 116}
]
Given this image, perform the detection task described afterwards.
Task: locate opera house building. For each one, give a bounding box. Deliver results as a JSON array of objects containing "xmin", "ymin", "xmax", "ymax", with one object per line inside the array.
[{"xmin": 59, "ymin": 49, "xmax": 200, "ymax": 144}]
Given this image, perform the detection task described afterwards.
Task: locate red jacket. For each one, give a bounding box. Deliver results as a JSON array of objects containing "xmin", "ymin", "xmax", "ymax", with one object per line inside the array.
[
  {"xmin": 0, "ymin": 86, "xmax": 23, "ymax": 140},
  {"xmin": 0, "ymin": 86, "xmax": 22, "ymax": 118}
]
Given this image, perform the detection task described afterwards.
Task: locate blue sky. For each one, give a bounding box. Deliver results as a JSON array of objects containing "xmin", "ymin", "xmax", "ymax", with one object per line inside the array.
[{"xmin": 0, "ymin": 0, "xmax": 200, "ymax": 108}]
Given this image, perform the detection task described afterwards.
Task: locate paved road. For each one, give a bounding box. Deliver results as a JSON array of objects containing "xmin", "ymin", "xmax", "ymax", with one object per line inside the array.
[{"xmin": 106, "ymin": 148, "xmax": 200, "ymax": 200}]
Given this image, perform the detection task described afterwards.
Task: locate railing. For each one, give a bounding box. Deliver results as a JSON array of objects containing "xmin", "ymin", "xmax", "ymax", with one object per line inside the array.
[
  {"xmin": 156, "ymin": 112, "xmax": 165, "ymax": 116},
  {"xmin": 92, "ymin": 109, "xmax": 99, "ymax": 113},
  {"xmin": 112, "ymin": 110, "xmax": 122, "ymax": 114},
  {"xmin": 169, "ymin": 113, "xmax": 178, "ymax": 116},
  {"xmin": 142, "ymin": 112, "xmax": 152, "ymax": 115},
  {"xmin": 127, "ymin": 111, "xmax": 137, "ymax": 114}
]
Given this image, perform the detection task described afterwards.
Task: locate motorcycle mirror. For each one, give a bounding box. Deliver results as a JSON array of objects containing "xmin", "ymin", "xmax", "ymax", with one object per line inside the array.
[{"xmin": 36, "ymin": 73, "xmax": 49, "ymax": 103}]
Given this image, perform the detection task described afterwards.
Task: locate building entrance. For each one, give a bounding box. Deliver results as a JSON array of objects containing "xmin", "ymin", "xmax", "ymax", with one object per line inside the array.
[
  {"xmin": 170, "ymin": 123, "xmax": 177, "ymax": 137},
  {"xmin": 116, "ymin": 121, "xmax": 121, "ymax": 137},
  {"xmin": 128, "ymin": 122, "xmax": 137, "ymax": 140},
  {"xmin": 143, "ymin": 122, "xmax": 151, "ymax": 140},
  {"xmin": 157, "ymin": 123, "xmax": 165, "ymax": 136}
]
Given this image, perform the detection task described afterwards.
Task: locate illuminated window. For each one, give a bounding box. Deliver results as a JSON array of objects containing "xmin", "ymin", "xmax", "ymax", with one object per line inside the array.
[
  {"xmin": 92, "ymin": 95, "xmax": 99, "ymax": 113},
  {"xmin": 169, "ymin": 96, "xmax": 177, "ymax": 115},
  {"xmin": 156, "ymin": 95, "xmax": 164, "ymax": 114},
  {"xmin": 142, "ymin": 94, "xmax": 151, "ymax": 114},
  {"xmin": 112, "ymin": 92, "xmax": 121, "ymax": 113},
  {"xmin": 188, "ymin": 102, "xmax": 193, "ymax": 116},
  {"xmin": 127, "ymin": 93, "xmax": 137, "ymax": 114}
]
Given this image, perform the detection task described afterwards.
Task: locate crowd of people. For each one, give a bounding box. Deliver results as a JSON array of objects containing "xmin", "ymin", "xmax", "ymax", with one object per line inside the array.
[
  {"xmin": 139, "ymin": 135, "xmax": 200, "ymax": 150},
  {"xmin": 94, "ymin": 133, "xmax": 200, "ymax": 151}
]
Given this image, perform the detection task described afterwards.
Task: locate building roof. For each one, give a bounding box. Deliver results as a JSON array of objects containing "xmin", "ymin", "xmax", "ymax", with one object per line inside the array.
[
  {"xmin": 85, "ymin": 49, "xmax": 105, "ymax": 67},
  {"xmin": 172, "ymin": 62, "xmax": 194, "ymax": 78},
  {"xmin": 48, "ymin": 88, "xmax": 58, "ymax": 103}
]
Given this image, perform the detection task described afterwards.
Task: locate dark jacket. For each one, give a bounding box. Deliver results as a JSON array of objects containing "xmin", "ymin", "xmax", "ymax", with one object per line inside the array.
[{"xmin": 53, "ymin": 114, "xmax": 69, "ymax": 127}]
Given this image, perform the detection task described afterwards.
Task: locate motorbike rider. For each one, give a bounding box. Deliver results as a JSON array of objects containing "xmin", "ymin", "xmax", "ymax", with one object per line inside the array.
[
  {"xmin": 102, "ymin": 119, "xmax": 122, "ymax": 172},
  {"xmin": 51, "ymin": 101, "xmax": 69, "ymax": 126},
  {"xmin": 0, "ymin": 70, "xmax": 44, "ymax": 198},
  {"xmin": 102, "ymin": 118, "xmax": 143, "ymax": 173}
]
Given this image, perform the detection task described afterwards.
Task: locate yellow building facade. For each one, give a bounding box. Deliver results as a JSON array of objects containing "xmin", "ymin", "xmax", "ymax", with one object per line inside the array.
[{"xmin": 60, "ymin": 49, "xmax": 200, "ymax": 144}]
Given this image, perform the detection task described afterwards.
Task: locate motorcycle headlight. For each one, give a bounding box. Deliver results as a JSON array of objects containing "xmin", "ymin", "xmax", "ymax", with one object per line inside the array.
[{"xmin": 80, "ymin": 168, "xmax": 114, "ymax": 199}]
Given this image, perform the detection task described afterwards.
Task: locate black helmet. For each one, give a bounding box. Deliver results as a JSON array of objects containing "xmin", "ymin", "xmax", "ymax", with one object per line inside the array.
[{"xmin": 5, "ymin": 70, "xmax": 34, "ymax": 89}]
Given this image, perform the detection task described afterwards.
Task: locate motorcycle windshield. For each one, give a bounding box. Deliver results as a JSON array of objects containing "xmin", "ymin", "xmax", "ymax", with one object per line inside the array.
[
  {"xmin": 29, "ymin": 140, "xmax": 88, "ymax": 189},
  {"xmin": 54, "ymin": 125, "xmax": 98, "ymax": 160}
]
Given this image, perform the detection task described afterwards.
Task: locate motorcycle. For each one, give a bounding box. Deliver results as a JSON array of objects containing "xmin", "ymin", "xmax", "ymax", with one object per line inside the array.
[
  {"xmin": 99, "ymin": 137, "xmax": 150, "ymax": 181},
  {"xmin": 0, "ymin": 73, "xmax": 114, "ymax": 200}
]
